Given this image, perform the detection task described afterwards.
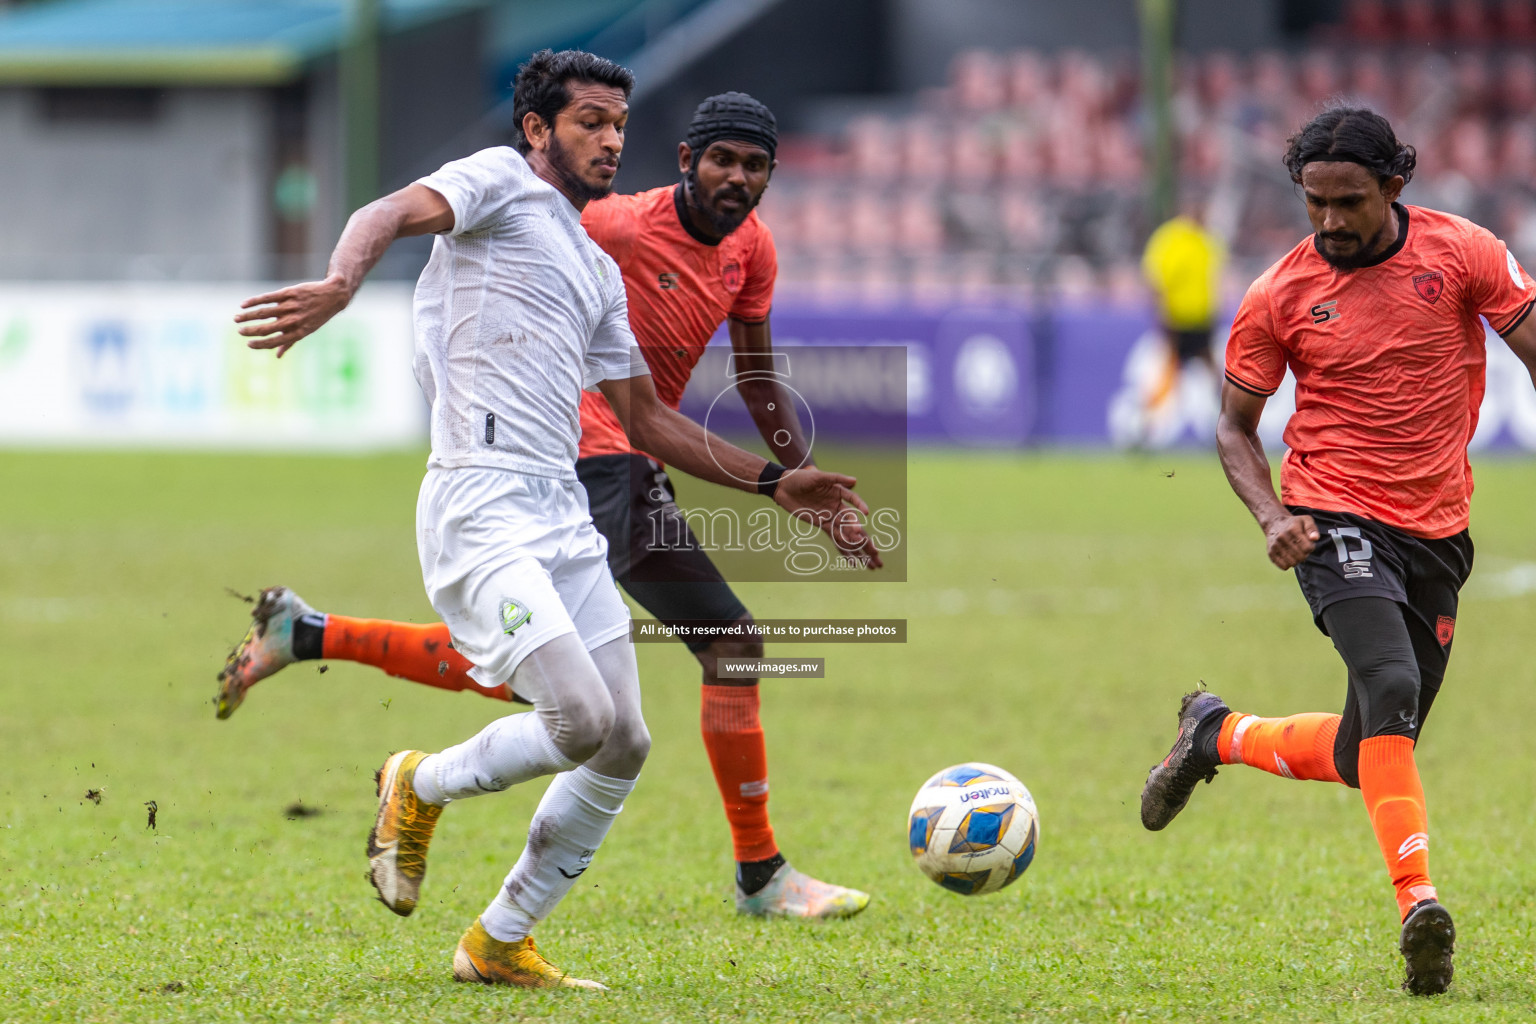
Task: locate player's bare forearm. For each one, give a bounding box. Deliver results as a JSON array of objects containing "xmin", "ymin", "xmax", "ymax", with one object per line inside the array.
[
  {"xmin": 1502, "ymin": 313, "xmax": 1536, "ymax": 390},
  {"xmin": 729, "ymin": 318, "xmax": 814, "ymax": 467},
  {"xmin": 738, "ymin": 377, "xmax": 813, "ymax": 467},
  {"xmin": 235, "ymin": 184, "xmax": 453, "ymax": 357},
  {"xmin": 321, "ymin": 206, "xmax": 406, "ymax": 295},
  {"xmin": 644, "ymin": 402, "xmax": 770, "ymax": 491},
  {"xmin": 1217, "ymin": 381, "xmax": 1318, "ymax": 569},
  {"xmin": 1216, "ymin": 414, "xmax": 1283, "ymax": 528},
  {"xmin": 600, "ymin": 374, "xmax": 767, "ymax": 491},
  {"xmin": 600, "ymin": 373, "xmax": 883, "ymax": 568}
]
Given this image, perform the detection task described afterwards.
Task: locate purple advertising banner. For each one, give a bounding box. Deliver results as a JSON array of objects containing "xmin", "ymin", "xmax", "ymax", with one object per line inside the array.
[
  {"xmin": 685, "ymin": 308, "xmax": 1036, "ymax": 445},
  {"xmin": 1040, "ymin": 305, "xmax": 1152, "ymax": 441},
  {"xmin": 687, "ymin": 305, "xmax": 1536, "ymax": 450}
]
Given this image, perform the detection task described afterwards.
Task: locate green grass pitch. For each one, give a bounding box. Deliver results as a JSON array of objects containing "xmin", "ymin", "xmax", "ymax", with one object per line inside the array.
[{"xmin": 4, "ymin": 450, "xmax": 1536, "ymax": 1023}]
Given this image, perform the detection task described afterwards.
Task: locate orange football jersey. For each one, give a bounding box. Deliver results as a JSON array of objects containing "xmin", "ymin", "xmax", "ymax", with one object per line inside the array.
[
  {"xmin": 1226, "ymin": 204, "xmax": 1535, "ymax": 538},
  {"xmin": 576, "ymin": 185, "xmax": 776, "ymax": 458}
]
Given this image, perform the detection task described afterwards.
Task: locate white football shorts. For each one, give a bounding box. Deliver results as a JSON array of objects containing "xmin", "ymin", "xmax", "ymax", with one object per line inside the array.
[{"xmin": 415, "ymin": 466, "xmax": 631, "ymax": 689}]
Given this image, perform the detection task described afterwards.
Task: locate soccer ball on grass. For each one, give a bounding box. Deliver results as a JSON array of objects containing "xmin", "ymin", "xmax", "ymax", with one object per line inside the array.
[{"xmin": 907, "ymin": 762, "xmax": 1038, "ymax": 895}]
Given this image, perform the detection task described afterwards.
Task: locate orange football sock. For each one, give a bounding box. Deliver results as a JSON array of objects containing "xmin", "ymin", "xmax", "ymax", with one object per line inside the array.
[
  {"xmin": 321, "ymin": 616, "xmax": 512, "ymax": 702},
  {"xmin": 699, "ymin": 684, "xmax": 779, "ymax": 863},
  {"xmin": 1217, "ymin": 711, "xmax": 1344, "ymax": 784},
  {"xmin": 1358, "ymin": 734, "xmax": 1436, "ymax": 920}
]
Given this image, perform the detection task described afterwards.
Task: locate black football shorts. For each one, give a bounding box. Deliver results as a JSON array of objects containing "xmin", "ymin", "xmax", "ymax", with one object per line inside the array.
[
  {"xmin": 576, "ymin": 453, "xmax": 750, "ymax": 652},
  {"xmin": 1290, "ymin": 506, "xmax": 1473, "ymax": 641},
  {"xmin": 1290, "ymin": 507, "xmax": 1474, "ymax": 784},
  {"xmin": 1168, "ymin": 325, "xmax": 1215, "ymax": 364}
]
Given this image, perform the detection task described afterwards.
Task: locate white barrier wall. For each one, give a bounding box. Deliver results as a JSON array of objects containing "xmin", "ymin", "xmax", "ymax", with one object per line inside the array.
[{"xmin": 0, "ymin": 283, "xmax": 425, "ymax": 450}]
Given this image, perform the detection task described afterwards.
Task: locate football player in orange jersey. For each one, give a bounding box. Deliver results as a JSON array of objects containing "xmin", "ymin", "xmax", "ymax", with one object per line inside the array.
[
  {"xmin": 1140, "ymin": 107, "xmax": 1536, "ymax": 995},
  {"xmin": 219, "ymin": 92, "xmax": 877, "ymax": 920}
]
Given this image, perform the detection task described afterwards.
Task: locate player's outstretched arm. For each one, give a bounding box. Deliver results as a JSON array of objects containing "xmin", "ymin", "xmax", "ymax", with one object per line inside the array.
[
  {"xmin": 235, "ymin": 184, "xmax": 455, "ymax": 357},
  {"xmin": 728, "ymin": 317, "xmax": 814, "ymax": 469},
  {"xmin": 1216, "ymin": 381, "xmax": 1318, "ymax": 570},
  {"xmin": 598, "ymin": 372, "xmax": 882, "ymax": 568}
]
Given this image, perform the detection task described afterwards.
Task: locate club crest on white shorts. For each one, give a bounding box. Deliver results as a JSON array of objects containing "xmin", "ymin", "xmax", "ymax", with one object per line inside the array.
[{"xmin": 500, "ymin": 598, "xmax": 532, "ymax": 635}]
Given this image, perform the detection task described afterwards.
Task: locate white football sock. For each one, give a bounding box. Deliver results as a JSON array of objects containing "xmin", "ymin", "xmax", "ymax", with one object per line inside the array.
[
  {"xmin": 479, "ymin": 766, "xmax": 636, "ymax": 942},
  {"xmin": 412, "ymin": 712, "xmax": 576, "ymax": 806}
]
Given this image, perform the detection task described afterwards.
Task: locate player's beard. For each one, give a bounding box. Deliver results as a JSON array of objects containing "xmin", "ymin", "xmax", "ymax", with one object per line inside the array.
[
  {"xmin": 685, "ymin": 168, "xmax": 759, "ymax": 237},
  {"xmin": 1315, "ymin": 221, "xmax": 1391, "ymax": 270},
  {"xmin": 547, "ymin": 134, "xmax": 618, "ymax": 204}
]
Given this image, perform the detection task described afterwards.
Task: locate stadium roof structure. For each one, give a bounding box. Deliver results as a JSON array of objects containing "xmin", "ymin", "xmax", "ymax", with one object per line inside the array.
[{"xmin": 0, "ymin": 0, "xmax": 486, "ymax": 85}]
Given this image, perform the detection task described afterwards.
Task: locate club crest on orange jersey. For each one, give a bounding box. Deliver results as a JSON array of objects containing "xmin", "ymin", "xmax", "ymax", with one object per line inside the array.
[
  {"xmin": 1414, "ymin": 271, "xmax": 1444, "ymax": 304},
  {"xmin": 1436, "ymin": 615, "xmax": 1455, "ymax": 646},
  {"xmin": 722, "ymin": 260, "xmax": 742, "ymax": 292}
]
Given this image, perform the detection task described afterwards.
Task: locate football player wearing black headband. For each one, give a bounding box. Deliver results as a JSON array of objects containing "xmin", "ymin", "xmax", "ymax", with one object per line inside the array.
[{"xmin": 219, "ymin": 86, "xmax": 880, "ymax": 923}]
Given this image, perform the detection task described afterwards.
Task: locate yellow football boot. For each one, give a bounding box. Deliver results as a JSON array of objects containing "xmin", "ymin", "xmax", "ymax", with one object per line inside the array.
[
  {"xmin": 366, "ymin": 749, "xmax": 442, "ymax": 916},
  {"xmin": 452, "ymin": 918, "xmax": 607, "ymax": 990}
]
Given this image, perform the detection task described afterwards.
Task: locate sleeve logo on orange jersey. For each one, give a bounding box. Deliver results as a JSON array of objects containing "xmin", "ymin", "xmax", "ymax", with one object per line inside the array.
[
  {"xmin": 722, "ymin": 260, "xmax": 742, "ymax": 293},
  {"xmin": 1310, "ymin": 299, "xmax": 1340, "ymax": 325},
  {"xmin": 1506, "ymin": 248, "xmax": 1528, "ymax": 290},
  {"xmin": 1413, "ymin": 271, "xmax": 1444, "ymax": 304}
]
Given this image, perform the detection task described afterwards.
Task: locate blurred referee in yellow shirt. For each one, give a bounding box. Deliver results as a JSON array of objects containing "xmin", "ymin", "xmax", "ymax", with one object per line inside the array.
[{"xmin": 1142, "ymin": 201, "xmax": 1226, "ymax": 372}]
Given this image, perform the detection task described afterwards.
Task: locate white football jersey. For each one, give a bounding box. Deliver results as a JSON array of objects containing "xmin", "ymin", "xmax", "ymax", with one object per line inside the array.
[{"xmin": 412, "ymin": 147, "xmax": 645, "ymax": 480}]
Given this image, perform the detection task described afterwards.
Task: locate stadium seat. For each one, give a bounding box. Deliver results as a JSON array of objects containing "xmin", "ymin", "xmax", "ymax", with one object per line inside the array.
[
  {"xmin": 951, "ymin": 50, "xmax": 1008, "ymax": 113},
  {"xmin": 1344, "ymin": 0, "xmax": 1394, "ymax": 42},
  {"xmin": 1400, "ymin": 0, "xmax": 1442, "ymax": 42}
]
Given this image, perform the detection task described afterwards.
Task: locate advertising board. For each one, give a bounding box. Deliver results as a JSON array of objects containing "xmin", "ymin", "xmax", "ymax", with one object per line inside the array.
[{"xmin": 0, "ymin": 283, "xmax": 424, "ymax": 450}]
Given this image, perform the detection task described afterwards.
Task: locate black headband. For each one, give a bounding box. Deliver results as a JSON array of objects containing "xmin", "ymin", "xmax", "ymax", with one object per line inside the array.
[{"xmin": 685, "ymin": 91, "xmax": 777, "ymax": 164}]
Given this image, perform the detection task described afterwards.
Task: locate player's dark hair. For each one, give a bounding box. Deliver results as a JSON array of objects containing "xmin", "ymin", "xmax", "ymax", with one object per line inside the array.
[
  {"xmin": 511, "ymin": 49, "xmax": 634, "ymax": 155},
  {"xmin": 1283, "ymin": 106, "xmax": 1416, "ymax": 186}
]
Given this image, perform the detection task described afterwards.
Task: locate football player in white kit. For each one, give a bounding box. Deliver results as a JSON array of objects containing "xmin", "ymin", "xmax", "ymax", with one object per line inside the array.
[{"xmin": 234, "ymin": 49, "xmax": 876, "ymax": 990}]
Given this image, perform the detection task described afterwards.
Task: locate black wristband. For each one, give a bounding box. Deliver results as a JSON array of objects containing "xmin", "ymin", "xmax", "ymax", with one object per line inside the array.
[{"xmin": 756, "ymin": 461, "xmax": 786, "ymax": 497}]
